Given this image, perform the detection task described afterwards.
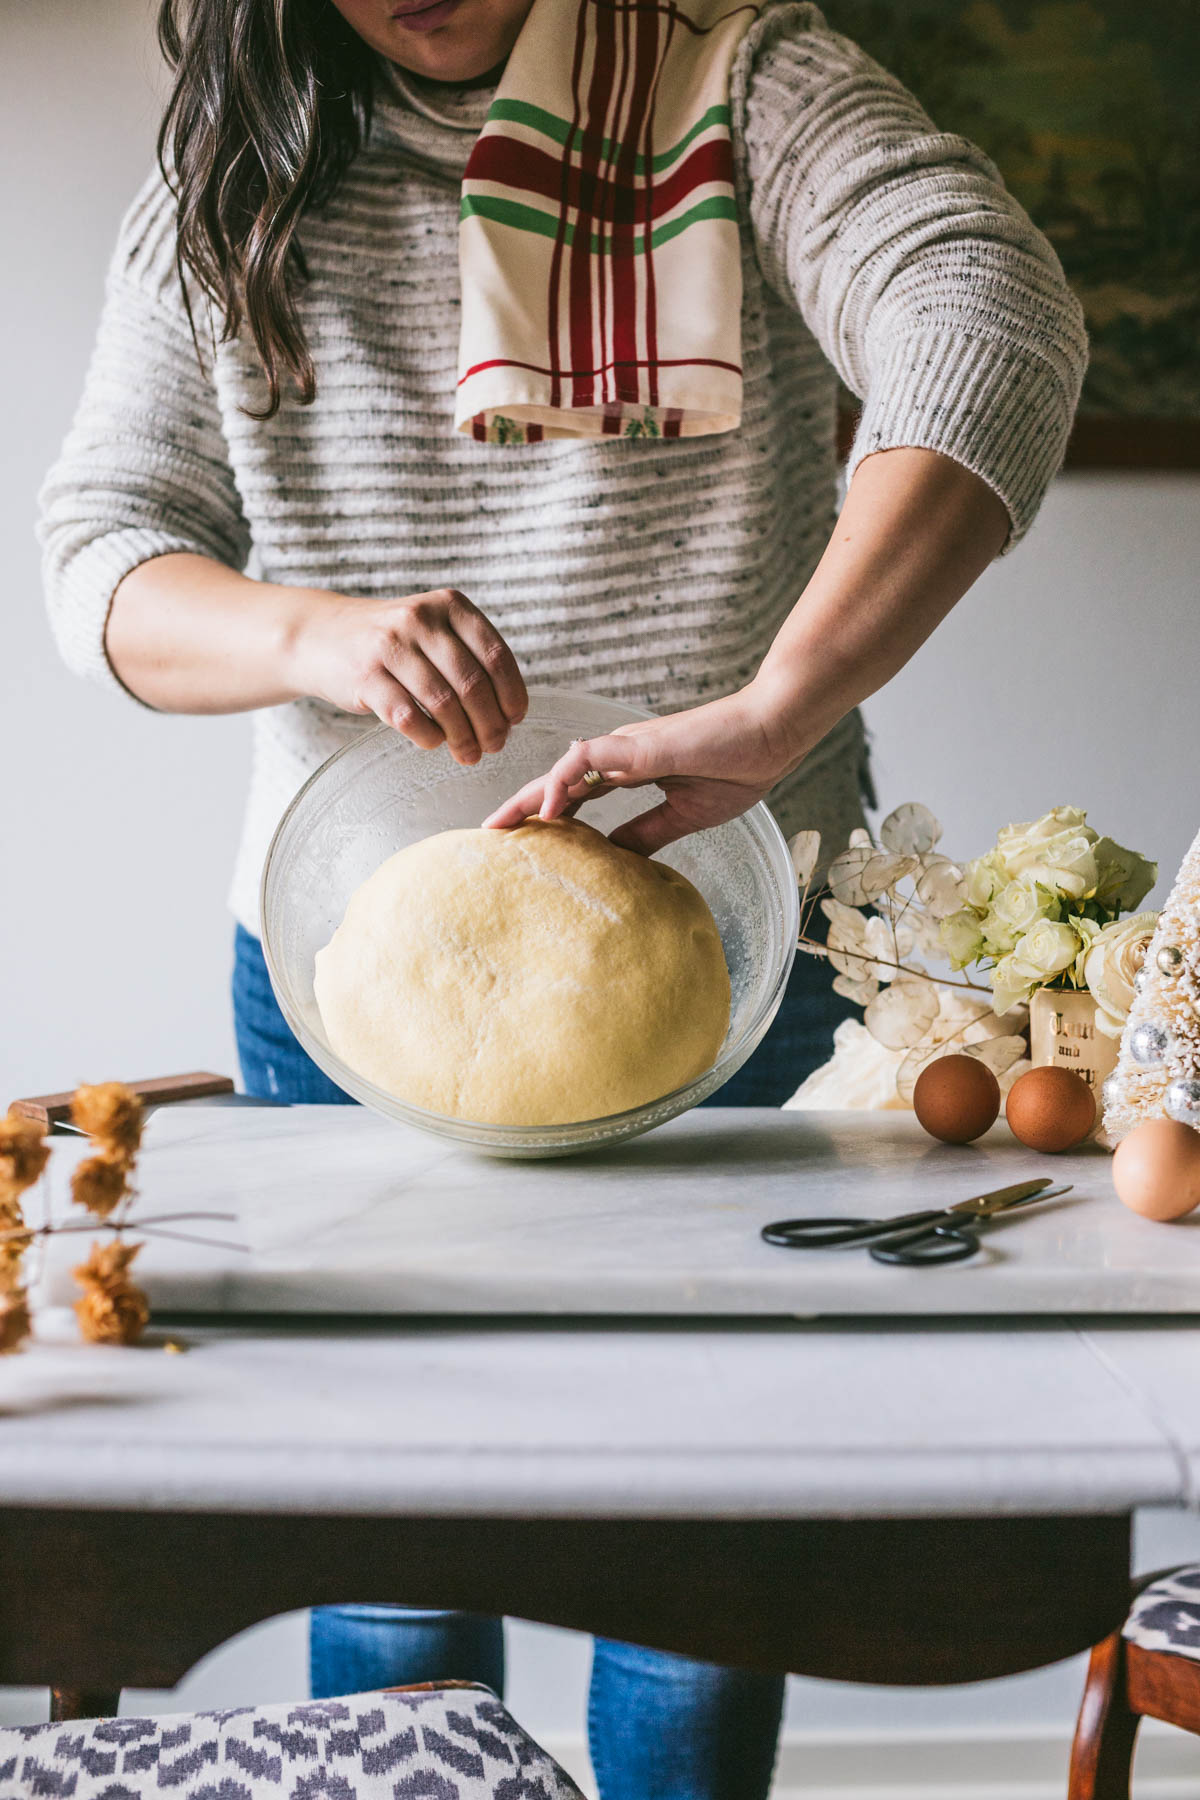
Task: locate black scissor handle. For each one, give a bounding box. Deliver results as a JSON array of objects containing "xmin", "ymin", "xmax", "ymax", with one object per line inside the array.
[
  {"xmin": 868, "ymin": 1223, "xmax": 980, "ymax": 1267},
  {"xmin": 761, "ymin": 1213, "xmax": 937, "ymax": 1249},
  {"xmin": 762, "ymin": 1215, "xmax": 878, "ymax": 1248}
]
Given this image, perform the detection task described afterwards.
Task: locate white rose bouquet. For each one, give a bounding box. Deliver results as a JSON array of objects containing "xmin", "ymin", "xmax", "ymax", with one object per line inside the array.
[
  {"xmin": 785, "ymin": 804, "xmax": 1159, "ymax": 1112},
  {"xmin": 786, "ymin": 805, "xmax": 1033, "ymax": 1109},
  {"xmin": 939, "ymin": 808, "xmax": 1158, "ymax": 1026}
]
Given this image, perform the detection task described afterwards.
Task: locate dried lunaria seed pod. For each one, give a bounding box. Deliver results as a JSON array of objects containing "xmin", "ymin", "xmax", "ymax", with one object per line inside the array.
[
  {"xmin": 70, "ymin": 1083, "xmax": 144, "ymax": 1161},
  {"xmin": 864, "ymin": 977, "xmax": 940, "ymax": 1051},
  {"xmin": 70, "ymin": 1153, "xmax": 131, "ymax": 1220},
  {"xmin": 73, "ymin": 1240, "xmax": 149, "ymax": 1346},
  {"xmin": 0, "ymin": 1289, "xmax": 32, "ymax": 1355},
  {"xmin": 1, "ymin": 1217, "xmax": 33, "ymax": 1276},
  {"xmin": 788, "ymin": 829, "xmax": 821, "ymax": 888},
  {"xmin": 0, "ymin": 1114, "xmax": 50, "ymax": 1203},
  {"xmin": 879, "ymin": 803, "xmax": 942, "ymax": 857}
]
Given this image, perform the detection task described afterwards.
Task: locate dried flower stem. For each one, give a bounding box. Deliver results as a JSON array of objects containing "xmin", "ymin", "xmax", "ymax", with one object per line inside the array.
[
  {"xmin": 797, "ymin": 933, "xmax": 991, "ymax": 995},
  {"xmin": 2, "ymin": 1084, "xmax": 239, "ymax": 1354}
]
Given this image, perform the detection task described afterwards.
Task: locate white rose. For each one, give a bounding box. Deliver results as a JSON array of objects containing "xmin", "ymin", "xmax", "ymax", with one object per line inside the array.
[
  {"xmin": 1084, "ymin": 911, "xmax": 1159, "ymax": 1038},
  {"xmin": 991, "ymin": 953, "xmax": 1036, "ymax": 1016},
  {"xmin": 996, "ymin": 808, "xmax": 1091, "ymax": 869},
  {"xmin": 1004, "ymin": 828, "xmax": 1099, "ymax": 901},
  {"xmin": 982, "ymin": 877, "xmax": 1055, "ymax": 955},
  {"xmin": 1011, "ymin": 918, "xmax": 1085, "ymax": 983},
  {"xmin": 991, "ymin": 877, "xmax": 1051, "ymax": 937},
  {"xmin": 989, "ymin": 919, "xmax": 1083, "ymax": 1015},
  {"xmin": 939, "ymin": 907, "xmax": 987, "ymax": 969},
  {"xmin": 964, "ymin": 851, "xmax": 1006, "ymax": 910}
]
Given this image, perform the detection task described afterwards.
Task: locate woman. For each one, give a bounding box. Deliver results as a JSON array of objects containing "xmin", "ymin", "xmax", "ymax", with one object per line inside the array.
[{"xmin": 39, "ymin": 0, "xmax": 1085, "ymax": 1789}]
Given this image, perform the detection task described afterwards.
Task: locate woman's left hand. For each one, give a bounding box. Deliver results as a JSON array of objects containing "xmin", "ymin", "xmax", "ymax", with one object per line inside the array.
[{"xmin": 482, "ymin": 688, "xmax": 792, "ymax": 856}]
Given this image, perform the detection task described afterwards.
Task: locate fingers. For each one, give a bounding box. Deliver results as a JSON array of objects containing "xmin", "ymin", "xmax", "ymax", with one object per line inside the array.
[
  {"xmin": 394, "ymin": 649, "xmax": 483, "ymax": 764},
  {"xmin": 357, "ymin": 672, "xmax": 445, "ymax": 751},
  {"xmin": 372, "ymin": 593, "xmax": 527, "ymax": 762},
  {"xmin": 364, "ymin": 653, "xmax": 480, "ymax": 764},
  {"xmin": 482, "ymin": 732, "xmax": 658, "ymax": 830},
  {"xmin": 482, "ymin": 776, "xmax": 551, "ymax": 829},
  {"xmin": 538, "ymin": 731, "xmax": 662, "ymax": 819},
  {"xmin": 423, "ymin": 629, "xmax": 510, "ymax": 757},
  {"xmin": 608, "ymin": 800, "xmax": 690, "ymax": 857},
  {"xmin": 448, "ymin": 594, "xmax": 528, "ymax": 725}
]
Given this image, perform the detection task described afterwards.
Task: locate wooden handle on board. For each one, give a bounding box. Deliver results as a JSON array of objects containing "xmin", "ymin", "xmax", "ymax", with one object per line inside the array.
[{"xmin": 8, "ymin": 1072, "xmax": 236, "ymax": 1130}]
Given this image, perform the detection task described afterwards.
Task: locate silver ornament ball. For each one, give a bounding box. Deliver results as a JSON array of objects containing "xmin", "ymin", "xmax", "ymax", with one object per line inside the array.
[
  {"xmin": 1165, "ymin": 1079, "xmax": 1200, "ymax": 1127},
  {"xmin": 1101, "ymin": 1075, "xmax": 1122, "ymax": 1112},
  {"xmin": 1133, "ymin": 968, "xmax": 1149, "ymax": 996},
  {"xmin": 1157, "ymin": 944, "xmax": 1184, "ymax": 975},
  {"xmin": 1129, "ymin": 1020, "xmax": 1172, "ymax": 1068}
]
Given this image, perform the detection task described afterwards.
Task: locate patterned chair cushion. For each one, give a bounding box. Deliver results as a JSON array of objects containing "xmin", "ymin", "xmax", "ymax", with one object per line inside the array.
[
  {"xmin": 1123, "ymin": 1565, "xmax": 1200, "ymax": 1663},
  {"xmin": 0, "ymin": 1685, "xmax": 584, "ymax": 1800}
]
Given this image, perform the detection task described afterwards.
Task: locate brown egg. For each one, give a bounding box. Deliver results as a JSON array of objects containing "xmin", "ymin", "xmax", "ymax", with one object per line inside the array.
[
  {"xmin": 913, "ymin": 1054, "xmax": 1001, "ymax": 1144},
  {"xmin": 1005, "ymin": 1065, "xmax": 1096, "ymax": 1153},
  {"xmin": 1113, "ymin": 1118, "xmax": 1200, "ymax": 1221}
]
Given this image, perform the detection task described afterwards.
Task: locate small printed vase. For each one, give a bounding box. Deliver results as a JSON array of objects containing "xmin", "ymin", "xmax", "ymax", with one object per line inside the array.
[{"xmin": 1028, "ymin": 986, "xmax": 1119, "ymax": 1107}]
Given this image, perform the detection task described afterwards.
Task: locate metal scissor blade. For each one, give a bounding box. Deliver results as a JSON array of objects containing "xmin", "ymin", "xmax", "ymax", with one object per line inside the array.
[
  {"xmin": 947, "ymin": 1178, "xmax": 1059, "ymax": 1220},
  {"xmin": 1002, "ymin": 1183, "xmax": 1074, "ymax": 1209}
]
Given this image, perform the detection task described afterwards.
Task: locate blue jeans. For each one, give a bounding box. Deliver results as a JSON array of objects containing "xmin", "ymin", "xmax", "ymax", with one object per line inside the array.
[{"xmin": 233, "ymin": 923, "xmax": 852, "ymax": 1799}]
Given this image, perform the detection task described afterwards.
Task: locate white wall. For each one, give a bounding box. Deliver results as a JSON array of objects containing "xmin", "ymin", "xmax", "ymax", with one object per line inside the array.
[
  {"xmin": 863, "ymin": 471, "xmax": 1200, "ymax": 892},
  {"xmin": 1, "ymin": 0, "xmax": 246, "ymax": 1106},
  {"xmin": 4, "ymin": 0, "xmax": 1200, "ymax": 1788}
]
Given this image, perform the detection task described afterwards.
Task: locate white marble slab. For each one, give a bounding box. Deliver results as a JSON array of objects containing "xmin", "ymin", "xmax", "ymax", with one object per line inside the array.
[
  {"xmin": 32, "ymin": 1106, "xmax": 1200, "ymax": 1317},
  {"xmin": 0, "ymin": 1312, "xmax": 1182, "ymax": 1517}
]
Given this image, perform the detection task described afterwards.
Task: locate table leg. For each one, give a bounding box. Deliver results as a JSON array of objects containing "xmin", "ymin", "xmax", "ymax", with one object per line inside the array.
[{"xmin": 50, "ymin": 1689, "xmax": 123, "ymax": 1723}]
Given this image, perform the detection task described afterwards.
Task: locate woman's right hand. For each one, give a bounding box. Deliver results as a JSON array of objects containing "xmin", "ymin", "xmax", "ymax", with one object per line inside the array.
[{"xmin": 288, "ymin": 587, "xmax": 528, "ymax": 765}]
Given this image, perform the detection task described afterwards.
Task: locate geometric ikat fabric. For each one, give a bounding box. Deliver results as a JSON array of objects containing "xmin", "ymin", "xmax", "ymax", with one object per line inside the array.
[
  {"xmin": 0, "ymin": 1688, "xmax": 585, "ymax": 1800},
  {"xmin": 1123, "ymin": 1565, "xmax": 1200, "ymax": 1665}
]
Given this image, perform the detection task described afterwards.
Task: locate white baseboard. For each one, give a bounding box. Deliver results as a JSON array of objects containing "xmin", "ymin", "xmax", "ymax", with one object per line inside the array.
[{"xmin": 541, "ymin": 1724, "xmax": 1200, "ymax": 1800}]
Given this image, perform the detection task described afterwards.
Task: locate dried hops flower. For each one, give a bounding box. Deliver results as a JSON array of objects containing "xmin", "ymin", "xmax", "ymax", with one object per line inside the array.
[
  {"xmin": 70, "ymin": 1083, "xmax": 144, "ymax": 1162},
  {"xmin": 70, "ymin": 1153, "xmax": 131, "ymax": 1220},
  {"xmin": 73, "ymin": 1240, "xmax": 149, "ymax": 1346},
  {"xmin": 69, "ymin": 1082, "xmax": 143, "ymax": 1220},
  {"xmin": 0, "ymin": 1290, "xmax": 32, "ymax": 1355},
  {"xmin": 0, "ymin": 1116, "xmax": 43, "ymax": 1357},
  {"xmin": 0, "ymin": 1114, "xmax": 50, "ymax": 1204},
  {"xmin": 1, "ymin": 1212, "xmax": 33, "ymax": 1279}
]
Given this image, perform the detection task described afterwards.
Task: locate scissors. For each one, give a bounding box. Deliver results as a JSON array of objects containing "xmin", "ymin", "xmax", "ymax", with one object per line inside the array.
[{"xmin": 760, "ymin": 1177, "xmax": 1073, "ymax": 1267}]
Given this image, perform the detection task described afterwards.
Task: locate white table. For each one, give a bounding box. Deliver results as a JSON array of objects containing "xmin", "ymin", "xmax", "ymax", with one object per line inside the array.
[{"xmin": 3, "ymin": 1109, "xmax": 1197, "ymax": 1717}]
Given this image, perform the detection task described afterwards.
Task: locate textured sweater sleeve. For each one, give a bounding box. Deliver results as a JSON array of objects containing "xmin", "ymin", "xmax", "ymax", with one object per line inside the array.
[
  {"xmin": 37, "ymin": 171, "xmax": 251, "ymax": 696},
  {"xmin": 736, "ymin": 3, "xmax": 1088, "ymax": 543}
]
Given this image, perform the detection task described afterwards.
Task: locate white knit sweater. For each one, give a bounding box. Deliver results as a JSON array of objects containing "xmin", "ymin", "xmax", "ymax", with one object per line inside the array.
[{"xmin": 39, "ymin": 3, "xmax": 1087, "ymax": 935}]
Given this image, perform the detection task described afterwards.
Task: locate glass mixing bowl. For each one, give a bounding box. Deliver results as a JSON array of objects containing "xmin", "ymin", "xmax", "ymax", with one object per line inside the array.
[{"xmin": 261, "ymin": 690, "xmax": 798, "ymax": 1156}]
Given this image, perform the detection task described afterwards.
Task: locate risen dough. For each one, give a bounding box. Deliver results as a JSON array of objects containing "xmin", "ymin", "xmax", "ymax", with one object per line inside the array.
[{"xmin": 313, "ymin": 817, "xmax": 731, "ymax": 1125}]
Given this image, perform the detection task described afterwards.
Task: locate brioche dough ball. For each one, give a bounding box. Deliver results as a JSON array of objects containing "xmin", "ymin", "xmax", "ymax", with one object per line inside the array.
[{"xmin": 313, "ymin": 817, "xmax": 731, "ymax": 1126}]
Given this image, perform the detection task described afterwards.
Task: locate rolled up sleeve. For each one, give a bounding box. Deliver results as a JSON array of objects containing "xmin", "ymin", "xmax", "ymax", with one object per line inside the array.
[
  {"xmin": 738, "ymin": 3, "xmax": 1088, "ymax": 544},
  {"xmin": 37, "ymin": 173, "xmax": 251, "ymax": 696}
]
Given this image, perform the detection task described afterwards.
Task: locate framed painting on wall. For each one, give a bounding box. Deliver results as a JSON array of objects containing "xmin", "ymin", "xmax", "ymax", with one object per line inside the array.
[{"xmin": 829, "ymin": 0, "xmax": 1200, "ymax": 468}]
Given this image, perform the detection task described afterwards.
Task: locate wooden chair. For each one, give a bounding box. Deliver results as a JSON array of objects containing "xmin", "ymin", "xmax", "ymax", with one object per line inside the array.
[
  {"xmin": 0, "ymin": 1682, "xmax": 584, "ymax": 1800},
  {"xmin": 1069, "ymin": 1565, "xmax": 1200, "ymax": 1798}
]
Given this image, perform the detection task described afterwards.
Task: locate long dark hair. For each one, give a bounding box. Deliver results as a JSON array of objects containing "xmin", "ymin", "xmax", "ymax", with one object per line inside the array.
[{"xmin": 157, "ymin": 0, "xmax": 375, "ymax": 418}]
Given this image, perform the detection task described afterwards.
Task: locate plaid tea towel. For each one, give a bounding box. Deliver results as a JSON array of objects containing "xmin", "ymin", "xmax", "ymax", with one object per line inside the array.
[{"xmin": 455, "ymin": 0, "xmax": 760, "ymax": 443}]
